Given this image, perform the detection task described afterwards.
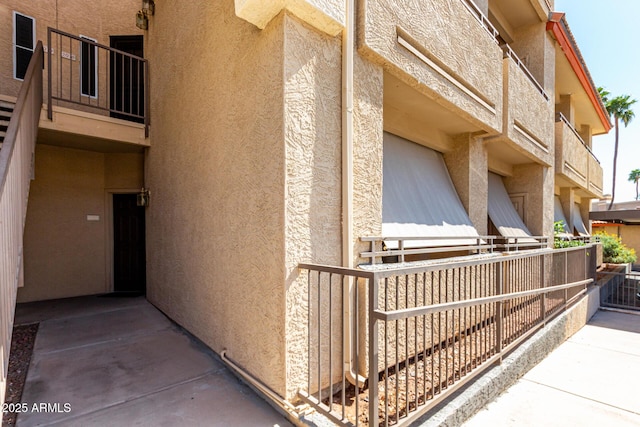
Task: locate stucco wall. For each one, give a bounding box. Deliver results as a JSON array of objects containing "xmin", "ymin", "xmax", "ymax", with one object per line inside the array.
[
  {"xmin": 19, "ymin": 145, "xmax": 143, "ymax": 302},
  {"xmin": 504, "ymin": 163, "xmax": 554, "ymax": 238},
  {"xmin": 145, "ymin": 0, "xmax": 287, "ymax": 396},
  {"xmin": 359, "ymin": 0, "xmax": 503, "ymax": 134},
  {"xmin": 282, "ymin": 16, "xmax": 342, "ymax": 399},
  {"xmin": 0, "ymin": 0, "xmax": 142, "ymax": 99}
]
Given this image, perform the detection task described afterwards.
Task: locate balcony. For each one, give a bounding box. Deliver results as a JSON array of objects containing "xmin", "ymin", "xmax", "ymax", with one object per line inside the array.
[
  {"xmin": 42, "ymin": 28, "xmax": 149, "ymax": 152},
  {"xmin": 500, "ymin": 46, "xmax": 554, "ymax": 166},
  {"xmin": 363, "ymin": 0, "xmax": 503, "ymax": 134},
  {"xmin": 555, "ymin": 113, "xmax": 603, "ymax": 197}
]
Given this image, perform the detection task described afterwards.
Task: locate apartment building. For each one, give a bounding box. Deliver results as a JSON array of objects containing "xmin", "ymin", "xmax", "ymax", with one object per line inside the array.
[{"xmin": 0, "ymin": 0, "xmax": 609, "ymax": 423}]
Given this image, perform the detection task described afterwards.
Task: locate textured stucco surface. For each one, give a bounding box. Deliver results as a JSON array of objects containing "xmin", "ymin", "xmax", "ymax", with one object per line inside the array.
[
  {"xmin": 359, "ymin": 0, "xmax": 503, "ymax": 135},
  {"xmin": 282, "ymin": 16, "xmax": 342, "ymax": 399},
  {"xmin": 19, "ymin": 145, "xmax": 143, "ymax": 302},
  {"xmin": 0, "ymin": 0, "xmax": 142, "ymax": 100},
  {"xmin": 445, "ymin": 134, "xmax": 488, "ymax": 235},
  {"xmin": 588, "ymin": 154, "xmax": 603, "ymax": 197},
  {"xmin": 146, "ymin": 1, "xmax": 287, "ymax": 396}
]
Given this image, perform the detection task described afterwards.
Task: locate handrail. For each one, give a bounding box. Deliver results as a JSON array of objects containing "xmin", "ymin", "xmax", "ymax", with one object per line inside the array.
[
  {"xmin": 502, "ymin": 44, "xmax": 550, "ymax": 102},
  {"xmin": 47, "ymin": 27, "xmax": 149, "ymax": 136},
  {"xmin": 556, "ymin": 112, "xmax": 600, "ymax": 164},
  {"xmin": 459, "ymin": 0, "xmax": 499, "ymax": 42},
  {"xmin": 0, "ymin": 40, "xmax": 43, "ymax": 408}
]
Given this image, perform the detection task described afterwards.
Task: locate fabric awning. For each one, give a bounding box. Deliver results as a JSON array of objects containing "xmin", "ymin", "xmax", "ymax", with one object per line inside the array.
[
  {"xmin": 488, "ymin": 172, "xmax": 533, "ymax": 238},
  {"xmin": 554, "ymin": 196, "xmax": 572, "ymax": 237},
  {"xmin": 382, "ymin": 132, "xmax": 479, "ymax": 248},
  {"xmin": 572, "ymin": 203, "xmax": 590, "ymax": 236}
]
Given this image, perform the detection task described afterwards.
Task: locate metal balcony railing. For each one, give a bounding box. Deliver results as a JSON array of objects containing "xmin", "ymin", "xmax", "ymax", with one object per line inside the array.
[
  {"xmin": 298, "ymin": 244, "xmax": 596, "ymax": 426},
  {"xmin": 556, "ymin": 112, "xmax": 600, "ymax": 164},
  {"xmin": 46, "ymin": 28, "xmax": 149, "ymax": 136}
]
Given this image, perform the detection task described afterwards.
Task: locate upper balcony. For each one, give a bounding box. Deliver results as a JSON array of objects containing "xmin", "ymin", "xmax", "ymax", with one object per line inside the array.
[
  {"xmin": 555, "ymin": 113, "xmax": 602, "ymax": 198},
  {"xmin": 362, "ymin": 0, "xmax": 504, "ymax": 135},
  {"xmin": 2, "ymin": 28, "xmax": 149, "ymax": 153},
  {"xmin": 499, "ymin": 45, "xmax": 554, "ymax": 165}
]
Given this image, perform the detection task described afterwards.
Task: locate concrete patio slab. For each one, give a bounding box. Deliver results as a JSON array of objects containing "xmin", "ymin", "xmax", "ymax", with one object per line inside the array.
[
  {"xmin": 462, "ymin": 309, "xmax": 640, "ymax": 427},
  {"xmin": 14, "ymin": 296, "xmax": 292, "ymax": 427}
]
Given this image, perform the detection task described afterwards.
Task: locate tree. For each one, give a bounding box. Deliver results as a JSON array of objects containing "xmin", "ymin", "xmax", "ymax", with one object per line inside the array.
[
  {"xmin": 598, "ymin": 87, "xmax": 637, "ymax": 210},
  {"xmin": 629, "ymin": 169, "xmax": 640, "ymax": 200}
]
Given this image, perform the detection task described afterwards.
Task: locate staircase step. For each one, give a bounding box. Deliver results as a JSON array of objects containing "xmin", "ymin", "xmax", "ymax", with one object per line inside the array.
[
  {"xmin": 0, "ymin": 100, "xmax": 15, "ymax": 111},
  {"xmin": 0, "ymin": 109, "xmax": 11, "ymax": 118},
  {"xmin": 0, "ymin": 120, "xmax": 9, "ymax": 130}
]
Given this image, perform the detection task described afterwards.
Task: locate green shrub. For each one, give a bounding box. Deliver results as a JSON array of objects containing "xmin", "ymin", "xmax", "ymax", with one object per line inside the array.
[
  {"xmin": 595, "ymin": 232, "xmax": 637, "ymax": 264},
  {"xmin": 553, "ymin": 220, "xmax": 585, "ymax": 249}
]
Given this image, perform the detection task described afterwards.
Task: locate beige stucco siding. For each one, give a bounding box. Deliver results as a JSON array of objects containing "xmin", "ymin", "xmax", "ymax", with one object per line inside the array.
[
  {"xmin": 145, "ymin": 1, "xmax": 287, "ymax": 395},
  {"xmin": 19, "ymin": 145, "xmax": 143, "ymax": 302},
  {"xmin": 359, "ymin": 0, "xmax": 503, "ymax": 134},
  {"xmin": 283, "ymin": 16, "xmax": 342, "ymax": 399}
]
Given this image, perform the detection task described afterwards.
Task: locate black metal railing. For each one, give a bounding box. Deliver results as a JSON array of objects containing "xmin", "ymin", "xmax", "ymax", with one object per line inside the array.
[{"xmin": 47, "ymin": 28, "xmax": 149, "ymax": 136}]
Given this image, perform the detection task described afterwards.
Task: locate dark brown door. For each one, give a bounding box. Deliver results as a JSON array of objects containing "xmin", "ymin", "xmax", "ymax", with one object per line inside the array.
[
  {"xmin": 110, "ymin": 35, "xmax": 144, "ymax": 123},
  {"xmin": 113, "ymin": 194, "xmax": 146, "ymax": 294}
]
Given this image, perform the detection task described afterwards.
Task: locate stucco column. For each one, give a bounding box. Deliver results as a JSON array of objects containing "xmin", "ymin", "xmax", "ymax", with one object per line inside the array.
[
  {"xmin": 557, "ymin": 94, "xmax": 574, "ymax": 123},
  {"xmin": 580, "ymin": 198, "xmax": 592, "ymax": 234},
  {"xmin": 444, "ymin": 134, "xmax": 488, "ymax": 235},
  {"xmin": 504, "ymin": 163, "xmax": 554, "ymax": 240},
  {"xmin": 511, "ymin": 23, "xmax": 555, "ymax": 96},
  {"xmin": 579, "ymin": 124, "xmax": 593, "ymax": 148},
  {"xmin": 559, "ymin": 187, "xmax": 575, "ymax": 232}
]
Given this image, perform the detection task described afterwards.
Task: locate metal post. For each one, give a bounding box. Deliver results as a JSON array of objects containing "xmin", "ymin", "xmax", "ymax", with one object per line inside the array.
[
  {"xmin": 369, "ymin": 274, "xmax": 379, "ymax": 427},
  {"xmin": 496, "ymin": 261, "xmax": 503, "ymax": 361},
  {"xmin": 47, "ymin": 28, "xmax": 52, "ymax": 120}
]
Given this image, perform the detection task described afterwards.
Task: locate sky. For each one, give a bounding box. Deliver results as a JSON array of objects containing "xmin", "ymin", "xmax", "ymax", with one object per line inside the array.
[{"xmin": 555, "ymin": 0, "xmax": 640, "ymax": 202}]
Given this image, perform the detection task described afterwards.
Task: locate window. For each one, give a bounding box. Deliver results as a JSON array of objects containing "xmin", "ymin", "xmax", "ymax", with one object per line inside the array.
[
  {"xmin": 81, "ymin": 36, "xmax": 97, "ymax": 98},
  {"xmin": 13, "ymin": 12, "xmax": 35, "ymax": 80}
]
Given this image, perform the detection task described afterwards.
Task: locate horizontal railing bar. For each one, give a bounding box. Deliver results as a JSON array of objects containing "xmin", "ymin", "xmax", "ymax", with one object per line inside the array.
[
  {"xmin": 298, "ymin": 263, "xmax": 375, "ymax": 279},
  {"xmin": 361, "ymin": 235, "xmax": 497, "ymax": 242},
  {"xmin": 369, "ymin": 248, "xmax": 553, "ymax": 277},
  {"xmin": 361, "ymin": 244, "xmax": 496, "ymax": 257},
  {"xmin": 374, "ymin": 279, "xmax": 592, "ymax": 321},
  {"xmin": 48, "ymin": 28, "xmax": 148, "ymax": 63},
  {"xmin": 50, "ymin": 96, "xmax": 145, "ymax": 119}
]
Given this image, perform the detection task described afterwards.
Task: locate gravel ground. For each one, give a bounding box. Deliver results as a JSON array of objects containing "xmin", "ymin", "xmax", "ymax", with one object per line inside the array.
[{"xmin": 2, "ymin": 324, "xmax": 38, "ymax": 427}]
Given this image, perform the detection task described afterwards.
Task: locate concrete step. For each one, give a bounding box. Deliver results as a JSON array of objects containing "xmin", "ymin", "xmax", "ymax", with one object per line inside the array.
[
  {"xmin": 0, "ymin": 100, "xmax": 15, "ymax": 111},
  {"xmin": 0, "ymin": 119, "xmax": 9, "ymax": 130}
]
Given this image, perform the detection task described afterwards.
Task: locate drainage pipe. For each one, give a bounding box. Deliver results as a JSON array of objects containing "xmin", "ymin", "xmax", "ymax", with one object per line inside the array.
[
  {"xmin": 220, "ymin": 350, "xmax": 307, "ymax": 416},
  {"xmin": 342, "ymin": 0, "xmax": 365, "ymax": 388}
]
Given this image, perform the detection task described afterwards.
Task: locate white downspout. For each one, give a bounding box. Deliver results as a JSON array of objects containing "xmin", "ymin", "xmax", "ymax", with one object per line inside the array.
[{"xmin": 342, "ymin": 0, "xmax": 365, "ymax": 387}]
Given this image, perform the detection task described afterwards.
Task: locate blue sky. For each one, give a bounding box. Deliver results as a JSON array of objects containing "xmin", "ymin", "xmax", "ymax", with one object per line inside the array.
[{"xmin": 555, "ymin": 0, "xmax": 640, "ymax": 202}]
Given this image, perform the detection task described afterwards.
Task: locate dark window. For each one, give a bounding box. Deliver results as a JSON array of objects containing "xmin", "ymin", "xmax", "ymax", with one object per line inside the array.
[
  {"xmin": 81, "ymin": 37, "xmax": 97, "ymax": 97},
  {"xmin": 14, "ymin": 12, "xmax": 34, "ymax": 80}
]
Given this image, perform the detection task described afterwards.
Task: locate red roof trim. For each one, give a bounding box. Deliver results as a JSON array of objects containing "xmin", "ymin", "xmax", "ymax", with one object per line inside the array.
[{"xmin": 547, "ymin": 15, "xmax": 612, "ymax": 133}]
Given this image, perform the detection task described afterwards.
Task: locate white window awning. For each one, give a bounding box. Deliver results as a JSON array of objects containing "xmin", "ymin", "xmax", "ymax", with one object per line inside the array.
[
  {"xmin": 382, "ymin": 132, "xmax": 479, "ymax": 248},
  {"xmin": 572, "ymin": 203, "xmax": 590, "ymax": 236},
  {"xmin": 488, "ymin": 172, "xmax": 533, "ymax": 238},
  {"xmin": 554, "ymin": 196, "xmax": 572, "ymax": 237}
]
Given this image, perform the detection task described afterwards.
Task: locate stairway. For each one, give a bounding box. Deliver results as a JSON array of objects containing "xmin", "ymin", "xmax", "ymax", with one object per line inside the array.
[{"xmin": 0, "ymin": 100, "xmax": 15, "ymax": 148}]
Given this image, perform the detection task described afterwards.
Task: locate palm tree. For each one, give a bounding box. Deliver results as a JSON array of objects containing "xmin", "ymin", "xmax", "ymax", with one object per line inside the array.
[
  {"xmin": 629, "ymin": 169, "xmax": 640, "ymax": 200},
  {"xmin": 598, "ymin": 87, "xmax": 637, "ymax": 210}
]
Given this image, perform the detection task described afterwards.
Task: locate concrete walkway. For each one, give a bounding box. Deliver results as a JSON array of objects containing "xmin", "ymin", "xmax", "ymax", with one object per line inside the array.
[
  {"xmin": 13, "ymin": 296, "xmax": 293, "ymax": 427},
  {"xmin": 462, "ymin": 309, "xmax": 640, "ymax": 427}
]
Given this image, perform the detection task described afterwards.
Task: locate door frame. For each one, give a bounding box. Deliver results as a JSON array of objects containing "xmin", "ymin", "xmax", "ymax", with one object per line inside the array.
[{"xmin": 104, "ymin": 189, "xmax": 145, "ymax": 292}]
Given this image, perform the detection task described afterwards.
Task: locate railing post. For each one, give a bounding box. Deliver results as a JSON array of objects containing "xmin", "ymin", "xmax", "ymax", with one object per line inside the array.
[
  {"xmin": 368, "ymin": 273, "xmax": 379, "ymax": 427},
  {"xmin": 541, "ymin": 252, "xmax": 546, "ymax": 325},
  {"xmin": 144, "ymin": 59, "xmax": 149, "ymax": 137},
  {"xmin": 47, "ymin": 28, "xmax": 52, "ymax": 121},
  {"xmin": 496, "ymin": 261, "xmax": 503, "ymax": 362},
  {"xmin": 564, "ymin": 250, "xmax": 568, "ymax": 306}
]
